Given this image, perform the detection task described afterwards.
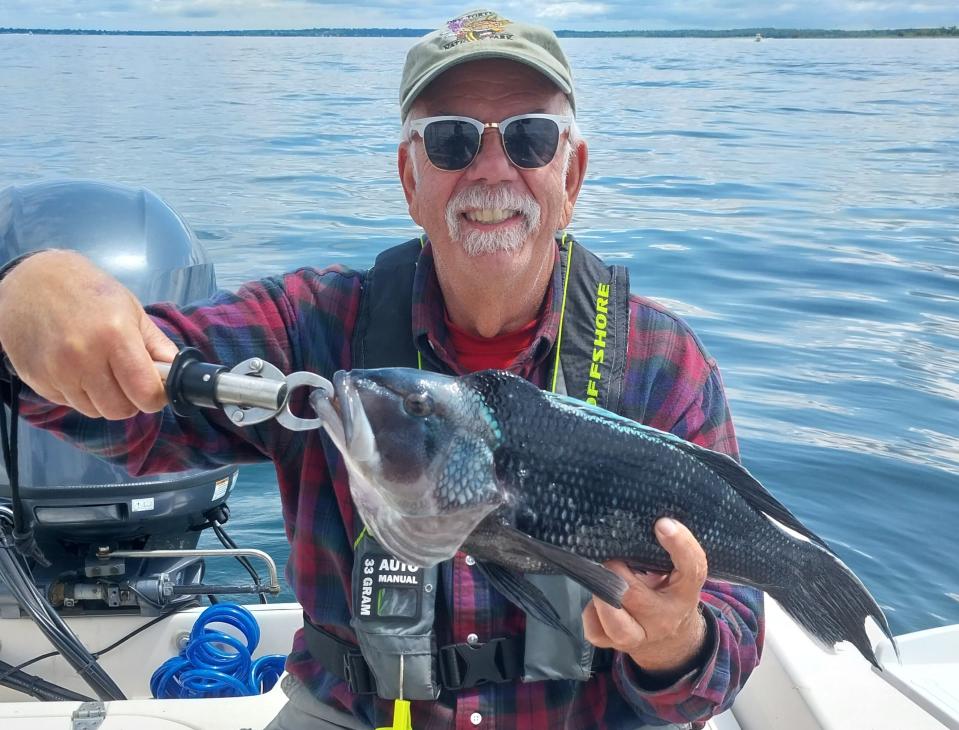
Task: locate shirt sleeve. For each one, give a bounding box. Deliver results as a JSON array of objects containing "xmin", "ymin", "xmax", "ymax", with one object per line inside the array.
[
  {"xmin": 15, "ymin": 265, "xmax": 362, "ymax": 476},
  {"xmin": 613, "ymin": 341, "xmax": 765, "ymax": 724}
]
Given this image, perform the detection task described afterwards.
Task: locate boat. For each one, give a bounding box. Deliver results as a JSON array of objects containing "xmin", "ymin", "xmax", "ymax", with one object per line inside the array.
[
  {"xmin": 0, "ymin": 599, "xmax": 955, "ymax": 729},
  {"xmin": 755, "ymin": 33, "xmax": 763, "ymax": 42},
  {"xmin": 0, "ymin": 181, "xmax": 956, "ymax": 729}
]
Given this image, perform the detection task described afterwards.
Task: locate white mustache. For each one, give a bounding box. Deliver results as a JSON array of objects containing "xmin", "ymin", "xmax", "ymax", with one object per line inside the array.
[{"xmin": 445, "ymin": 184, "xmax": 541, "ymax": 256}]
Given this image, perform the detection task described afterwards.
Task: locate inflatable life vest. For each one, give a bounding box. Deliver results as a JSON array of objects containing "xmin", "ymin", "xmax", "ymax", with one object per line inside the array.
[{"xmin": 305, "ymin": 232, "xmax": 630, "ymax": 699}]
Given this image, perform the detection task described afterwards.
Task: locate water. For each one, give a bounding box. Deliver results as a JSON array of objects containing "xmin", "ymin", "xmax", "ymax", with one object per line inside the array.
[{"xmin": 1, "ymin": 35, "xmax": 957, "ymax": 635}]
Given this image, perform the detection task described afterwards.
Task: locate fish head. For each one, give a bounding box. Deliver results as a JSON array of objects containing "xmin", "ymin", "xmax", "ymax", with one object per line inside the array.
[
  {"xmin": 332, "ymin": 367, "xmax": 473, "ymax": 505},
  {"xmin": 327, "ymin": 368, "xmax": 506, "ymax": 566}
]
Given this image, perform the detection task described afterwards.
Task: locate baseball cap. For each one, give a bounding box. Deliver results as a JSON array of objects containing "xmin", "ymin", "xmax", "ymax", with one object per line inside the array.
[{"xmin": 400, "ymin": 9, "xmax": 575, "ymax": 119}]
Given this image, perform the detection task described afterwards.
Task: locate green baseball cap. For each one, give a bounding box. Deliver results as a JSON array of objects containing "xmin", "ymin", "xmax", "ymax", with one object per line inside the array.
[{"xmin": 400, "ymin": 9, "xmax": 575, "ymax": 119}]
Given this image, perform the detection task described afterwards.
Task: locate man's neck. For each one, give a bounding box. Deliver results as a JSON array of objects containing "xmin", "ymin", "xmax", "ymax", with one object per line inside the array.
[{"xmin": 434, "ymin": 246, "xmax": 555, "ymax": 338}]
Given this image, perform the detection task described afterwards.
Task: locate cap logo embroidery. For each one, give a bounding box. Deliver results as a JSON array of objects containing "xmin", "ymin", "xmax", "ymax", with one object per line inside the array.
[{"xmin": 442, "ymin": 10, "xmax": 513, "ymax": 49}]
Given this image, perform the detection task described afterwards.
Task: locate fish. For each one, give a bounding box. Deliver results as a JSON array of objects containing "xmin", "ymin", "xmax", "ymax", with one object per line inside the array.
[{"xmin": 309, "ymin": 367, "xmax": 896, "ymax": 668}]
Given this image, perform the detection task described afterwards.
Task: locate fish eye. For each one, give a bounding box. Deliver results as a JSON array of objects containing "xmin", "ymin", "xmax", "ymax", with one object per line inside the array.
[{"xmin": 403, "ymin": 392, "xmax": 434, "ymax": 418}]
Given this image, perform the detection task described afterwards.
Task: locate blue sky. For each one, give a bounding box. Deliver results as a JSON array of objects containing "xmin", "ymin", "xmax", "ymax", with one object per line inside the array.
[{"xmin": 2, "ymin": 1, "xmax": 957, "ymax": 31}]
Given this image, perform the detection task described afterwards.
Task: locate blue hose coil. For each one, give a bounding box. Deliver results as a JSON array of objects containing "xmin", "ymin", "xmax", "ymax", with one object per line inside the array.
[{"xmin": 151, "ymin": 603, "xmax": 286, "ymax": 699}]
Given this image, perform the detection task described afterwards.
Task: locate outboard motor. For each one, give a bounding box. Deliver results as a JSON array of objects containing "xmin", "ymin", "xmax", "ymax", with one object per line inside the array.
[{"xmin": 0, "ymin": 180, "xmax": 239, "ymax": 617}]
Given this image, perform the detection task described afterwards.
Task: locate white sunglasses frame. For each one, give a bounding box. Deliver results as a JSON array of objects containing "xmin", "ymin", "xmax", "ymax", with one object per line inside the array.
[{"xmin": 407, "ymin": 113, "xmax": 573, "ymax": 170}]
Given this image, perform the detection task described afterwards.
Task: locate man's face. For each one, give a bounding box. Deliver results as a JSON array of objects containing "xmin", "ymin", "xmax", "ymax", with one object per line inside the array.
[{"xmin": 399, "ymin": 59, "xmax": 586, "ymax": 276}]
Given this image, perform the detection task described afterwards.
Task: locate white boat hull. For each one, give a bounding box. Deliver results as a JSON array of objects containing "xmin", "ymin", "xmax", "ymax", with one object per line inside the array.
[{"xmin": 0, "ymin": 600, "xmax": 952, "ymax": 729}]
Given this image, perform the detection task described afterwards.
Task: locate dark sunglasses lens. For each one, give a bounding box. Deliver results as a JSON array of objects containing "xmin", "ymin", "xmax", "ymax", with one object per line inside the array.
[
  {"xmin": 423, "ymin": 120, "xmax": 481, "ymax": 170},
  {"xmin": 503, "ymin": 118, "xmax": 560, "ymax": 168}
]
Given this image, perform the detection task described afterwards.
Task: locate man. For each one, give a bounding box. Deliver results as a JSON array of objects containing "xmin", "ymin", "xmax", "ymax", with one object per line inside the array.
[{"xmin": 0, "ymin": 10, "xmax": 761, "ymax": 729}]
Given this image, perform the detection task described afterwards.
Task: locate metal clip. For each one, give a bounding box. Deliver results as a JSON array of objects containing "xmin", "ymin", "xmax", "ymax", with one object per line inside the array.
[
  {"xmin": 220, "ymin": 360, "xmax": 335, "ymax": 432},
  {"xmin": 221, "ymin": 358, "xmax": 289, "ymax": 426},
  {"xmin": 274, "ymin": 371, "xmax": 335, "ymax": 431}
]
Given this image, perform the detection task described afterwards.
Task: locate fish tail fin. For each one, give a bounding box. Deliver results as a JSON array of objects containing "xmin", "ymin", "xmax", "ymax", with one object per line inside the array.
[{"xmin": 766, "ymin": 541, "xmax": 897, "ymax": 669}]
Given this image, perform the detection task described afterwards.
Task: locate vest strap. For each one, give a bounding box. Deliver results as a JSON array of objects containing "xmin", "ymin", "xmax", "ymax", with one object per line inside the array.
[
  {"xmin": 341, "ymin": 232, "xmax": 631, "ymax": 688},
  {"xmin": 551, "ymin": 233, "xmax": 630, "ymax": 411},
  {"xmin": 302, "ymin": 615, "xmax": 613, "ymax": 694},
  {"xmin": 352, "ymin": 237, "xmax": 422, "ymax": 370},
  {"xmin": 304, "ymin": 614, "xmax": 378, "ymax": 695}
]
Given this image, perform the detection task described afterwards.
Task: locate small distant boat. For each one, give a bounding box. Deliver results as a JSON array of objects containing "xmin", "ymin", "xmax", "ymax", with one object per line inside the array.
[{"xmin": 755, "ymin": 33, "xmax": 763, "ymax": 42}]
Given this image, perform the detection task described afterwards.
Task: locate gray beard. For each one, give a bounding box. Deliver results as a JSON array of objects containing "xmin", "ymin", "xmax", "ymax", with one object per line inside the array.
[{"xmin": 445, "ymin": 184, "xmax": 542, "ymax": 257}]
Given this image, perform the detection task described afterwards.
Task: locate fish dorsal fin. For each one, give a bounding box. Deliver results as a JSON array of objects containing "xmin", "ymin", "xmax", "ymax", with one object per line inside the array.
[
  {"xmin": 667, "ymin": 441, "xmax": 832, "ymax": 551},
  {"xmin": 546, "ymin": 391, "xmax": 695, "ymax": 446},
  {"xmin": 545, "ymin": 391, "xmax": 831, "ymax": 551}
]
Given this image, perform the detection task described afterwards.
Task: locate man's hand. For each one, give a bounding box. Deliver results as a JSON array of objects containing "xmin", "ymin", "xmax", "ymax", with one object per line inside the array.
[
  {"xmin": 583, "ymin": 517, "xmax": 709, "ymax": 677},
  {"xmin": 0, "ymin": 250, "xmax": 178, "ymax": 419}
]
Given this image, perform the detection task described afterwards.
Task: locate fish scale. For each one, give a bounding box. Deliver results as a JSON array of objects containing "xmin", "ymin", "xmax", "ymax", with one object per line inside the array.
[
  {"xmin": 480, "ymin": 371, "xmax": 776, "ymax": 583},
  {"xmin": 330, "ymin": 367, "xmax": 897, "ymax": 668}
]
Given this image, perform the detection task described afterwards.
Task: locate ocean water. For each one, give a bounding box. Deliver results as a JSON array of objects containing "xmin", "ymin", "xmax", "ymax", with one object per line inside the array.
[{"xmin": 1, "ymin": 35, "xmax": 956, "ymax": 635}]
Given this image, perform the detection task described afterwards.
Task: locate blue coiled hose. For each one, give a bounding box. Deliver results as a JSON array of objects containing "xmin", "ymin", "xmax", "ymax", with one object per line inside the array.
[{"xmin": 151, "ymin": 603, "xmax": 286, "ymax": 699}]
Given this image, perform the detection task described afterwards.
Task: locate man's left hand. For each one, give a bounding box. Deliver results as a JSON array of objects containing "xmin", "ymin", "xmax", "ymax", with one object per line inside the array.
[{"xmin": 582, "ymin": 517, "xmax": 709, "ymax": 677}]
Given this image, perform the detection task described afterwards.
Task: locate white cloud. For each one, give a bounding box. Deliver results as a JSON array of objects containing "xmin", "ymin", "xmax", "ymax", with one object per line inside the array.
[
  {"xmin": 534, "ymin": 2, "xmax": 609, "ymax": 20},
  {"xmin": 0, "ymin": 0, "xmax": 956, "ymax": 30},
  {"xmin": 143, "ymin": 0, "xmax": 286, "ymax": 18}
]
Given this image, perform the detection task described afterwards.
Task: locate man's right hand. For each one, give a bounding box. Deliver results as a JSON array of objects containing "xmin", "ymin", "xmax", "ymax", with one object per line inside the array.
[{"xmin": 0, "ymin": 250, "xmax": 179, "ymax": 419}]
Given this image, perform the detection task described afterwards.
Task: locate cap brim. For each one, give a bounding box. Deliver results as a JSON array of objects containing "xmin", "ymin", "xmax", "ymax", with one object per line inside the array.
[{"xmin": 401, "ymin": 50, "xmax": 573, "ymax": 118}]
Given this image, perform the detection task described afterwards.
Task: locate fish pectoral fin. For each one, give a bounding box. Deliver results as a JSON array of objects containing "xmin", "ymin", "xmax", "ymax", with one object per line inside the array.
[
  {"xmin": 495, "ymin": 525, "xmax": 628, "ymax": 609},
  {"xmin": 474, "ymin": 562, "xmax": 575, "ymax": 641}
]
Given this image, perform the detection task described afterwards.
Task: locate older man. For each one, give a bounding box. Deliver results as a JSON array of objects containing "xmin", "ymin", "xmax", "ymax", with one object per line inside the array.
[{"xmin": 0, "ymin": 10, "xmax": 761, "ymax": 730}]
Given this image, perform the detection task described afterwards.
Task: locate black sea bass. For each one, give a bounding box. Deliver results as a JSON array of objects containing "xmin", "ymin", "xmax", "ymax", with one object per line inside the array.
[{"xmin": 310, "ymin": 367, "xmax": 895, "ymax": 668}]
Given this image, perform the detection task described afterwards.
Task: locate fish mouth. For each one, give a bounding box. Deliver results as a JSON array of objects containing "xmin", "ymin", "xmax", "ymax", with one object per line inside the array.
[
  {"xmin": 321, "ymin": 371, "xmax": 375, "ymax": 462},
  {"xmin": 332, "ymin": 370, "xmax": 353, "ymax": 448}
]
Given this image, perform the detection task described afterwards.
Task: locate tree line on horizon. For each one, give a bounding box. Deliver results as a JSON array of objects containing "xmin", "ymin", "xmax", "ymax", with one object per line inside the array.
[{"xmin": 1, "ymin": 26, "xmax": 957, "ymax": 38}]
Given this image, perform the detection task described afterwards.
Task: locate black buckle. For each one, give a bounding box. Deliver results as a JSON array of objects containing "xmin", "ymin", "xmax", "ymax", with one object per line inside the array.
[
  {"xmin": 342, "ymin": 651, "xmax": 378, "ymax": 695},
  {"xmin": 438, "ymin": 637, "xmax": 522, "ymax": 691}
]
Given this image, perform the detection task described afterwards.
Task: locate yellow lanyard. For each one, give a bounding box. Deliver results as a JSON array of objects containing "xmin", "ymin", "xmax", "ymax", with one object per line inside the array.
[
  {"xmin": 377, "ymin": 700, "xmax": 412, "ymax": 730},
  {"xmin": 375, "ymin": 655, "xmax": 413, "ymax": 730}
]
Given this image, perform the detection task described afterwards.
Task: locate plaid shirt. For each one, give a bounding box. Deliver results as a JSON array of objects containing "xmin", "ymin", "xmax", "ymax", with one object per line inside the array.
[{"xmin": 20, "ymin": 239, "xmax": 762, "ymax": 729}]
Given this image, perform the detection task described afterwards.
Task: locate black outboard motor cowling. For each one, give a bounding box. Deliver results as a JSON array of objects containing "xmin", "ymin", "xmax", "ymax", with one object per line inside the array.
[{"xmin": 0, "ymin": 180, "xmax": 238, "ymax": 616}]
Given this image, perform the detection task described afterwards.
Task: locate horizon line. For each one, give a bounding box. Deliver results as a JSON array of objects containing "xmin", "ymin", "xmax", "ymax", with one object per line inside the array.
[{"xmin": 2, "ymin": 25, "xmax": 958, "ymax": 35}]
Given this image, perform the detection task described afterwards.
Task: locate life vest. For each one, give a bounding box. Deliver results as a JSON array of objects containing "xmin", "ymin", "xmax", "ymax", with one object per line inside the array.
[{"xmin": 305, "ymin": 232, "xmax": 631, "ymax": 700}]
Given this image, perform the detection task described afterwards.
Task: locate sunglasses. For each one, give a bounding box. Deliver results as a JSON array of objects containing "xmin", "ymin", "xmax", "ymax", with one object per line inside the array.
[{"xmin": 408, "ymin": 113, "xmax": 573, "ymax": 171}]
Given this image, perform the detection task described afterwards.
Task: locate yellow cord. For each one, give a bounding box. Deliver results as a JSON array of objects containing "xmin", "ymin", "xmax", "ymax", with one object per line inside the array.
[
  {"xmin": 417, "ymin": 233, "xmax": 426, "ymax": 372},
  {"xmin": 550, "ymin": 233, "xmax": 574, "ymax": 393}
]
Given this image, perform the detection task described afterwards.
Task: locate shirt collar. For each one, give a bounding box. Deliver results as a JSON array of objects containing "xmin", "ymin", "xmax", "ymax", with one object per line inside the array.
[{"xmin": 411, "ymin": 236, "xmax": 566, "ymax": 379}]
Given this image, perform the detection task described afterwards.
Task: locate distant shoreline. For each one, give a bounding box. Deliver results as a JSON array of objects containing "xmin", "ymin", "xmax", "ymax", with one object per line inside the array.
[{"xmin": 1, "ymin": 26, "xmax": 957, "ymax": 38}]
